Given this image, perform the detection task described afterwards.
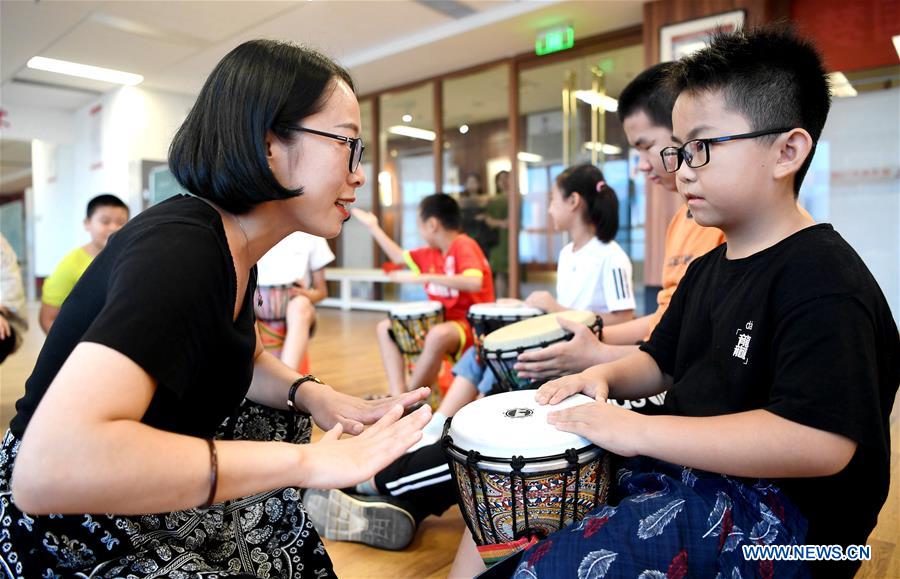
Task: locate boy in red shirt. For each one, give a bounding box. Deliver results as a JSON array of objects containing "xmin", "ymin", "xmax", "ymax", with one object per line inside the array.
[{"xmin": 352, "ymin": 193, "xmax": 494, "ymax": 396}]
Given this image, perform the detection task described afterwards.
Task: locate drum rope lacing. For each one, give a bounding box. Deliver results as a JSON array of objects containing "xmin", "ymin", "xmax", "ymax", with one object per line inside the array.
[
  {"xmin": 562, "ymin": 448, "xmax": 580, "ymax": 528},
  {"xmin": 510, "ymin": 455, "xmax": 526, "ymax": 544}
]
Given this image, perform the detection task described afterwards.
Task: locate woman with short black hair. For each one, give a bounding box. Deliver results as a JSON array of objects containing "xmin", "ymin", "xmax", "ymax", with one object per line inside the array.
[{"xmin": 1, "ymin": 39, "xmax": 430, "ymax": 578}]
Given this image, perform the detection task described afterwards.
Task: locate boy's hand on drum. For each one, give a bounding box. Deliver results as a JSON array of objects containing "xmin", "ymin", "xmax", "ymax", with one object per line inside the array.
[
  {"xmin": 300, "ymin": 404, "xmax": 433, "ymax": 489},
  {"xmin": 535, "ymin": 369, "xmax": 609, "ymax": 405},
  {"xmin": 516, "ymin": 317, "xmax": 603, "ymax": 380},
  {"xmin": 350, "ymin": 207, "xmax": 379, "ymax": 229},
  {"xmin": 524, "ymin": 290, "xmax": 557, "ymax": 312},
  {"xmin": 547, "ymin": 402, "xmax": 644, "ymax": 457},
  {"xmin": 304, "ymin": 383, "xmax": 431, "ymax": 435}
]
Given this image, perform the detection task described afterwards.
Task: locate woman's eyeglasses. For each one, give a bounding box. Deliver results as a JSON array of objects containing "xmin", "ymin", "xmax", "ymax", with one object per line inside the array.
[{"xmin": 287, "ymin": 126, "xmax": 365, "ymax": 173}]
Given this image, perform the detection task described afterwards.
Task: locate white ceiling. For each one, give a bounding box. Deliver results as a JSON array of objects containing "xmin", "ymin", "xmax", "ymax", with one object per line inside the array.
[{"xmin": 0, "ymin": 0, "xmax": 644, "ymax": 112}]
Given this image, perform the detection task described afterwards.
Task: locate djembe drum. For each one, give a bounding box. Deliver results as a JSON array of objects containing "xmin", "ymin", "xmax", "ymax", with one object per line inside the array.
[
  {"xmin": 482, "ymin": 310, "xmax": 601, "ymax": 392},
  {"xmin": 442, "ymin": 389, "xmax": 611, "ymax": 546},
  {"xmin": 387, "ymin": 301, "xmax": 446, "ymax": 407},
  {"xmin": 466, "ymin": 301, "xmax": 543, "ymax": 363}
]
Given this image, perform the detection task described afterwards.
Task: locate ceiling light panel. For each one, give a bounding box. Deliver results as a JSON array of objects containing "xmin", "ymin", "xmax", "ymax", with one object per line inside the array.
[{"xmin": 27, "ymin": 56, "xmax": 143, "ymax": 85}]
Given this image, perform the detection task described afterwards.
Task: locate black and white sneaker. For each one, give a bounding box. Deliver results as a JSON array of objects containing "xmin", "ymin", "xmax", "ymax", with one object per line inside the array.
[{"xmin": 303, "ymin": 488, "xmax": 416, "ymax": 551}]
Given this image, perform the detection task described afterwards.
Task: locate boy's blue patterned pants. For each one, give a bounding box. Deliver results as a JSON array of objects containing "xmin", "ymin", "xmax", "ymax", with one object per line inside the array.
[{"xmin": 511, "ymin": 456, "xmax": 810, "ymax": 579}]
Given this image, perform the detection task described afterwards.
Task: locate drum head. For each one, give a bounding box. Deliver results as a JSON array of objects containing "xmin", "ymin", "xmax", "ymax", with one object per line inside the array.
[
  {"xmin": 467, "ymin": 301, "xmax": 543, "ymax": 319},
  {"xmin": 482, "ymin": 310, "xmax": 596, "ymax": 351},
  {"xmin": 389, "ymin": 300, "xmax": 443, "ymax": 318},
  {"xmin": 448, "ymin": 390, "xmax": 594, "ymax": 459}
]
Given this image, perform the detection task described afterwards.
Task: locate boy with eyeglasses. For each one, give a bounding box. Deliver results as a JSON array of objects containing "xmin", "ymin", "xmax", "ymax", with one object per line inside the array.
[
  {"xmin": 513, "ymin": 62, "xmax": 727, "ymax": 407},
  {"xmin": 451, "ymin": 25, "xmax": 899, "ymax": 579}
]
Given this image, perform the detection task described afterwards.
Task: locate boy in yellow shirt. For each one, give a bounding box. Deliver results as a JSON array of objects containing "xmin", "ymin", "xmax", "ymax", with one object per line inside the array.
[{"xmin": 40, "ymin": 194, "xmax": 129, "ymax": 333}]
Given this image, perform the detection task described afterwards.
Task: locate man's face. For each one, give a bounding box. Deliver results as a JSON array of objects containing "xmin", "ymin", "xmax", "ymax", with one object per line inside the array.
[{"xmin": 623, "ymin": 110, "xmax": 677, "ymax": 193}]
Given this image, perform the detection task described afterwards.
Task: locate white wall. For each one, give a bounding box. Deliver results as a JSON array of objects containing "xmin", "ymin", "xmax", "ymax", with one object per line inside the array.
[
  {"xmin": 128, "ymin": 88, "xmax": 194, "ymax": 161},
  {"xmin": 817, "ymin": 88, "xmax": 900, "ymax": 324},
  {"xmin": 0, "ymin": 103, "xmax": 75, "ymax": 144},
  {"xmin": 71, "ymin": 91, "xmax": 130, "ymax": 211},
  {"xmin": 27, "ymin": 86, "xmax": 195, "ymax": 276},
  {"xmin": 31, "ymin": 141, "xmax": 76, "ymax": 276}
]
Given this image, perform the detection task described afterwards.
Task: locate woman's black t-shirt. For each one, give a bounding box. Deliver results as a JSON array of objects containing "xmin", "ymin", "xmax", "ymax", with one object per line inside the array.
[
  {"xmin": 10, "ymin": 195, "xmax": 257, "ymax": 439},
  {"xmin": 641, "ymin": 224, "xmax": 900, "ymax": 556}
]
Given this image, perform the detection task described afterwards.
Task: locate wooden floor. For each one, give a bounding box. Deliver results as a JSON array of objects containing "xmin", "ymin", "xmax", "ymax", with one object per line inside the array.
[{"xmin": 0, "ymin": 305, "xmax": 897, "ymax": 578}]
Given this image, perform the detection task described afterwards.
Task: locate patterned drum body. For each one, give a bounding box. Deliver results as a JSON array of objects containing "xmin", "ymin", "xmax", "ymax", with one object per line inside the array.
[
  {"xmin": 482, "ymin": 310, "xmax": 602, "ymax": 391},
  {"xmin": 255, "ymin": 284, "xmax": 294, "ymax": 321},
  {"xmin": 388, "ymin": 301, "xmax": 445, "ymax": 356},
  {"xmin": 467, "ymin": 301, "xmax": 543, "ymax": 362},
  {"xmin": 443, "ymin": 390, "xmax": 611, "ymax": 546}
]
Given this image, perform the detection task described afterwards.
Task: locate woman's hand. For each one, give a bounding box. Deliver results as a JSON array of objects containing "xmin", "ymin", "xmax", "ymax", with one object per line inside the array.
[
  {"xmin": 350, "ymin": 207, "xmax": 379, "ymax": 229},
  {"xmin": 301, "ymin": 382, "xmax": 431, "ymax": 435},
  {"xmin": 298, "ymin": 404, "xmax": 432, "ymax": 489},
  {"xmin": 547, "ymin": 401, "xmax": 646, "ymax": 457},
  {"xmin": 535, "ymin": 367, "xmax": 610, "ymax": 405}
]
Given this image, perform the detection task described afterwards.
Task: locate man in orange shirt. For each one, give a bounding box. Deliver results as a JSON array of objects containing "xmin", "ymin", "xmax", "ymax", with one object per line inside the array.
[{"xmin": 515, "ymin": 63, "xmax": 726, "ymax": 412}]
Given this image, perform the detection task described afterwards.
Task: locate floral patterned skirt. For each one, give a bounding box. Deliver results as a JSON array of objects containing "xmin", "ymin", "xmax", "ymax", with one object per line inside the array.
[{"xmin": 0, "ymin": 400, "xmax": 335, "ymax": 579}]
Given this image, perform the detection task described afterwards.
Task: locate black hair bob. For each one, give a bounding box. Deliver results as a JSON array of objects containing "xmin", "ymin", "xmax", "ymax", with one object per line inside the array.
[{"xmin": 169, "ymin": 40, "xmax": 354, "ymax": 214}]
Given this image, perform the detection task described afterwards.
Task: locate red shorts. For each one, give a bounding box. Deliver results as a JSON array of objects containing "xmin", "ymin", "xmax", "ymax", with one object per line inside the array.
[{"xmin": 447, "ymin": 318, "xmax": 474, "ymax": 361}]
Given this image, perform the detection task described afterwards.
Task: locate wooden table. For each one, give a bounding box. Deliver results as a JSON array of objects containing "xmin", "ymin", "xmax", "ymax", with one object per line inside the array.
[{"xmin": 321, "ymin": 267, "xmax": 400, "ymax": 311}]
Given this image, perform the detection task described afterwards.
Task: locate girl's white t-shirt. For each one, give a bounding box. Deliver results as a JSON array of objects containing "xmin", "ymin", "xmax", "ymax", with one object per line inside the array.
[
  {"xmin": 556, "ymin": 237, "xmax": 635, "ymax": 313},
  {"xmin": 256, "ymin": 232, "xmax": 335, "ymax": 287}
]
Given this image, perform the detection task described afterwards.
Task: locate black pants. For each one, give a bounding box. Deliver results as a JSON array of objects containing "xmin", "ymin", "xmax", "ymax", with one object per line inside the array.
[{"xmin": 373, "ymin": 441, "xmax": 459, "ymax": 524}]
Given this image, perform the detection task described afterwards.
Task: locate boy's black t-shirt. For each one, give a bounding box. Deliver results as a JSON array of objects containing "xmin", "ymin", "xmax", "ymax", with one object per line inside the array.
[
  {"xmin": 10, "ymin": 195, "xmax": 257, "ymax": 439},
  {"xmin": 640, "ymin": 224, "xmax": 899, "ymax": 551}
]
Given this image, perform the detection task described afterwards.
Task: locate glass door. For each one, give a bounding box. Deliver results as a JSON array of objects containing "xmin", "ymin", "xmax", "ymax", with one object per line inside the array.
[
  {"xmin": 379, "ymin": 83, "xmax": 436, "ymax": 300},
  {"xmin": 442, "ymin": 64, "xmax": 511, "ymax": 296},
  {"xmin": 517, "ymin": 44, "xmax": 646, "ymax": 302}
]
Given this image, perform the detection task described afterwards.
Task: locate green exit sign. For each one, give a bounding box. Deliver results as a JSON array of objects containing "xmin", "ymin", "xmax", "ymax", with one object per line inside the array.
[{"xmin": 536, "ymin": 25, "xmax": 574, "ymax": 56}]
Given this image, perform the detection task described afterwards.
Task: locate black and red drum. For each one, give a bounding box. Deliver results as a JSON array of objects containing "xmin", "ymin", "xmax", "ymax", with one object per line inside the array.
[
  {"xmin": 466, "ymin": 300, "xmax": 543, "ymax": 362},
  {"xmin": 481, "ymin": 310, "xmax": 602, "ymax": 392}
]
